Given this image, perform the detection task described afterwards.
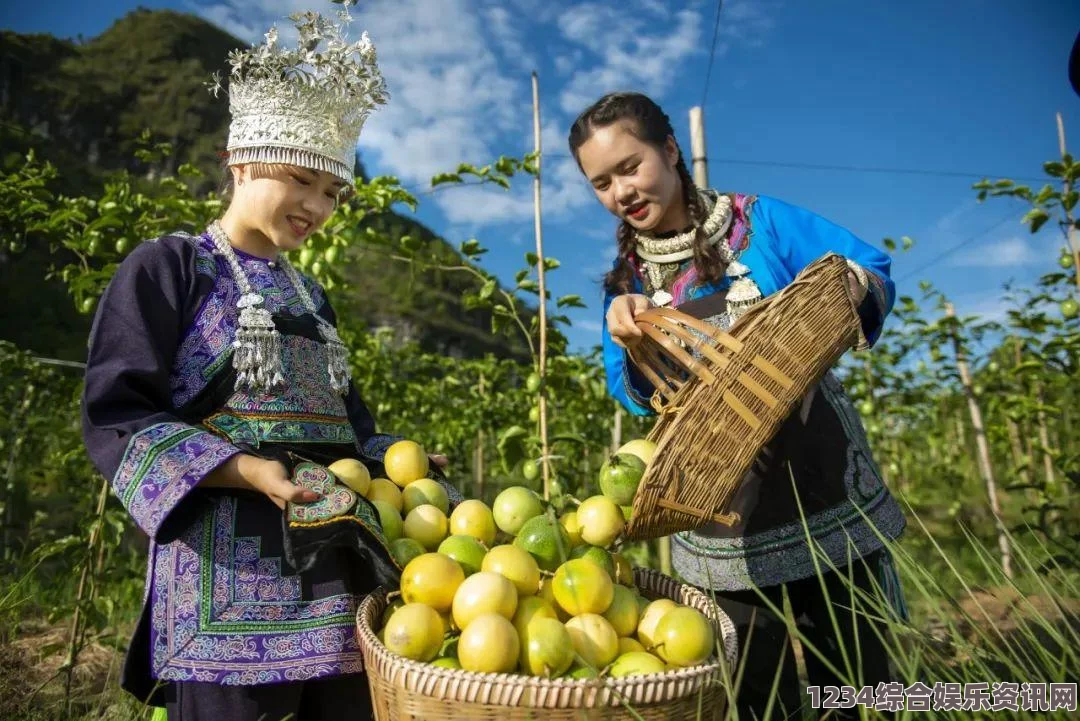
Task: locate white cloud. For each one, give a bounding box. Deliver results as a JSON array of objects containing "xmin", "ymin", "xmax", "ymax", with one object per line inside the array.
[
  {"xmin": 557, "ymin": 6, "xmax": 703, "ymax": 115},
  {"xmin": 190, "ymin": 0, "xmax": 775, "ymax": 229},
  {"xmin": 575, "ymin": 319, "xmax": 603, "ymax": 332},
  {"xmin": 950, "ymin": 236, "xmax": 1041, "ymax": 268}
]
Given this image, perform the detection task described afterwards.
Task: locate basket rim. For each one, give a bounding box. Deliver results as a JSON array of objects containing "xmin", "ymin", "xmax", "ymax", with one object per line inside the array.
[{"xmin": 355, "ymin": 567, "xmax": 738, "ymax": 697}]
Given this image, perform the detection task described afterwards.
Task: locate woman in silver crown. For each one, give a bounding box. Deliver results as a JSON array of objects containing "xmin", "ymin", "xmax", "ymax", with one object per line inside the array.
[{"xmin": 80, "ymin": 9, "xmax": 452, "ymax": 720}]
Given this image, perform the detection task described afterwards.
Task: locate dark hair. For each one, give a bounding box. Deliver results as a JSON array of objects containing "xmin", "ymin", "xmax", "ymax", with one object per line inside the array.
[{"xmin": 568, "ymin": 92, "xmax": 724, "ymax": 295}]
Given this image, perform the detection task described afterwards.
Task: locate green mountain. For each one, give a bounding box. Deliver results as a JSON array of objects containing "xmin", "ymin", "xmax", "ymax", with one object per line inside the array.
[{"xmin": 0, "ymin": 10, "xmax": 529, "ymax": 361}]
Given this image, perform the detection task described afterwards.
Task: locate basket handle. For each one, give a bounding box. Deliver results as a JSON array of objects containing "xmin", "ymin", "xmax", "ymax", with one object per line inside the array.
[{"xmin": 626, "ymin": 307, "xmax": 745, "ymax": 391}]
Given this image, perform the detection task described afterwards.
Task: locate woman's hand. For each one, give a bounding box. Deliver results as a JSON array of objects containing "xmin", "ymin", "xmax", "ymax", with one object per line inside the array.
[
  {"xmin": 248, "ymin": 458, "xmax": 321, "ymax": 510},
  {"xmin": 429, "ymin": 454, "xmax": 449, "ymax": 470},
  {"xmin": 606, "ymin": 294, "xmax": 654, "ymax": 349},
  {"xmin": 202, "ymin": 454, "xmax": 320, "ymax": 510}
]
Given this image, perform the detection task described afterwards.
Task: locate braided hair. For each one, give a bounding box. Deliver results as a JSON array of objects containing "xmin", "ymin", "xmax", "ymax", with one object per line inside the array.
[{"xmin": 568, "ymin": 92, "xmax": 725, "ymax": 295}]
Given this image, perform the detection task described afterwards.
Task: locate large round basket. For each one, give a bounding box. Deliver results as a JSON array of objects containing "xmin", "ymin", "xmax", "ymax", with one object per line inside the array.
[
  {"xmin": 623, "ymin": 253, "xmax": 865, "ymax": 541},
  {"xmin": 355, "ymin": 567, "xmax": 739, "ymax": 720}
]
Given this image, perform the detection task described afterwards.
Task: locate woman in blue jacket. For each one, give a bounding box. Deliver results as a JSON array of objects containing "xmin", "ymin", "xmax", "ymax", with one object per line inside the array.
[{"xmin": 569, "ymin": 92, "xmax": 907, "ymax": 720}]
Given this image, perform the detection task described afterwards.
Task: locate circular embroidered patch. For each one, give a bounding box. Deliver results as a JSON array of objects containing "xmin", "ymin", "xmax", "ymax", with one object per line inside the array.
[{"xmin": 288, "ymin": 462, "xmax": 358, "ymax": 523}]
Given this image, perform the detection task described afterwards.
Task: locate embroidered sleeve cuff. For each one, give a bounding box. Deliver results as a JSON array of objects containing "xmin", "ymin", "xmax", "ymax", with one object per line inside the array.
[
  {"xmin": 622, "ymin": 353, "xmax": 657, "ymax": 416},
  {"xmin": 359, "ymin": 433, "xmax": 403, "ymax": 462},
  {"xmin": 113, "ymin": 422, "xmax": 239, "ymax": 538},
  {"xmin": 846, "ymin": 259, "xmax": 887, "ymax": 349}
]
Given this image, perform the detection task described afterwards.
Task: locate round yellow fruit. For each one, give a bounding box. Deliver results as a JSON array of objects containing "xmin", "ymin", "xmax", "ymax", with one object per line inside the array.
[
  {"xmin": 457, "ymin": 613, "xmax": 519, "ymax": 673},
  {"xmin": 552, "ymin": 558, "xmax": 614, "ymax": 616},
  {"xmin": 618, "ymin": 637, "xmax": 646, "ymax": 655},
  {"xmin": 636, "ymin": 598, "xmax": 678, "ymax": 649},
  {"xmin": 383, "ymin": 603, "xmax": 444, "ymax": 662},
  {"xmin": 380, "ymin": 597, "xmax": 405, "ymax": 628},
  {"xmin": 611, "ymin": 552, "xmax": 634, "ymax": 586},
  {"xmin": 565, "ymin": 613, "xmax": 619, "ymax": 668},
  {"xmin": 512, "ymin": 595, "xmax": 558, "ymax": 640},
  {"xmin": 559, "ymin": 511, "xmax": 583, "ymax": 548},
  {"xmin": 366, "ymin": 478, "xmax": 403, "ymax": 512},
  {"xmin": 610, "ymin": 650, "xmax": 666, "ymax": 677},
  {"xmin": 492, "ymin": 486, "xmax": 544, "ymax": 535},
  {"xmin": 576, "ymin": 496, "xmax": 624, "ymax": 548},
  {"xmin": 452, "ymin": 571, "xmax": 518, "ymax": 630},
  {"xmin": 539, "ymin": 577, "xmax": 571, "ymax": 622},
  {"xmin": 520, "ymin": 616, "xmax": 575, "ymax": 677},
  {"xmin": 403, "ymin": 504, "xmax": 449, "ymax": 551},
  {"xmin": 401, "ymin": 552, "xmax": 464, "ymax": 612},
  {"xmin": 449, "ymin": 499, "xmax": 496, "ymax": 546},
  {"xmin": 371, "ymin": 499, "xmax": 403, "ymax": 542},
  {"xmin": 328, "ymin": 458, "xmax": 371, "ymax": 495},
  {"xmin": 384, "ymin": 440, "xmax": 430, "ymax": 487},
  {"xmin": 402, "ymin": 478, "xmax": 450, "ymax": 515},
  {"xmin": 482, "ymin": 544, "xmax": 541, "ymax": 596},
  {"xmin": 602, "ymin": 585, "xmax": 640, "ymax": 637},
  {"xmin": 437, "ymin": 535, "xmax": 487, "ymax": 576},
  {"xmin": 617, "ymin": 439, "xmax": 657, "ymax": 465},
  {"xmin": 653, "ymin": 606, "xmax": 715, "ymax": 668},
  {"xmin": 389, "ymin": 537, "xmax": 426, "ymax": 568}
]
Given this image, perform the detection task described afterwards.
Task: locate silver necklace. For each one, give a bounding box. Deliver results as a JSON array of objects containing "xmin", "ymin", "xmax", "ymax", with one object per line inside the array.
[
  {"xmin": 633, "ymin": 191, "xmax": 737, "ymax": 307},
  {"xmin": 207, "ymin": 221, "xmax": 352, "ymax": 395}
]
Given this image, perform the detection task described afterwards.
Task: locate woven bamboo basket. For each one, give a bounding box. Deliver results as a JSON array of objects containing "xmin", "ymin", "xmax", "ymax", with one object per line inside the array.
[
  {"xmin": 355, "ymin": 567, "xmax": 739, "ymax": 720},
  {"xmin": 623, "ymin": 253, "xmax": 865, "ymax": 541}
]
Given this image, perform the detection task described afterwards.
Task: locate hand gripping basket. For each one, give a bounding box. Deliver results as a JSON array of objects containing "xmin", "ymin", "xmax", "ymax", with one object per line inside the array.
[
  {"xmin": 622, "ymin": 253, "xmax": 866, "ymax": 541},
  {"xmin": 355, "ymin": 567, "xmax": 739, "ymax": 721}
]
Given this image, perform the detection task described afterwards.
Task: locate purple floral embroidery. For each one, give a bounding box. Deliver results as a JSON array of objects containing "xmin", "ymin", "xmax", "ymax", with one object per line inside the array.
[
  {"xmin": 147, "ymin": 496, "xmax": 363, "ymax": 684},
  {"xmin": 113, "ymin": 422, "xmax": 238, "ymax": 537},
  {"xmin": 171, "ymin": 235, "xmax": 327, "ymax": 408}
]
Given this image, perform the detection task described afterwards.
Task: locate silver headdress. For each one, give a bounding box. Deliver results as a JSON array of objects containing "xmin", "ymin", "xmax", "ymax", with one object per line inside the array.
[{"xmin": 211, "ymin": 2, "xmax": 389, "ymax": 184}]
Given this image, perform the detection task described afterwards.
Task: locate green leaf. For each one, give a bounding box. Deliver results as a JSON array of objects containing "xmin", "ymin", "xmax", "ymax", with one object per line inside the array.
[
  {"xmin": 901, "ymin": 236, "xmax": 915, "ymax": 251},
  {"xmin": 514, "ymin": 269, "xmax": 529, "ymax": 284},
  {"xmin": 542, "ymin": 257, "xmax": 560, "ymax": 271},
  {"xmin": 479, "ymin": 278, "xmax": 497, "ymax": 300},
  {"xmin": 431, "ymin": 172, "xmax": 462, "ymax": 187},
  {"xmin": 1020, "ymin": 208, "xmax": 1050, "ymax": 233},
  {"xmin": 525, "ymin": 252, "xmax": 539, "ymax": 266},
  {"xmin": 1063, "ymin": 190, "xmax": 1078, "ymax": 212},
  {"xmin": 993, "ymin": 179, "xmax": 1015, "ymax": 189},
  {"xmin": 1043, "ymin": 161, "xmax": 1065, "ymax": 178},
  {"xmin": 883, "ymin": 237, "xmax": 896, "ymax": 251},
  {"xmin": 557, "ymin": 294, "xmax": 586, "ymax": 309},
  {"xmin": 459, "ymin": 238, "xmax": 486, "ymax": 256},
  {"xmin": 497, "ymin": 425, "xmax": 529, "ymax": 473}
]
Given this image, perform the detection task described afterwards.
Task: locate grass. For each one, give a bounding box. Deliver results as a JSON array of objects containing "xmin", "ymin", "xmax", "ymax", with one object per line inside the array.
[{"xmin": 0, "ymin": 505, "xmax": 1076, "ymax": 721}]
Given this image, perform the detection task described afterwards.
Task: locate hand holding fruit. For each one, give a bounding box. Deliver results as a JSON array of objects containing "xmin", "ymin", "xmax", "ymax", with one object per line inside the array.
[{"xmin": 605, "ymin": 294, "xmax": 654, "ymax": 349}]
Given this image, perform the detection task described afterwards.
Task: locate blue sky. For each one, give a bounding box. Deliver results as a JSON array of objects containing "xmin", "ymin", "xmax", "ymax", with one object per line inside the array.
[{"xmin": 4, "ymin": 0, "xmax": 1079, "ymax": 352}]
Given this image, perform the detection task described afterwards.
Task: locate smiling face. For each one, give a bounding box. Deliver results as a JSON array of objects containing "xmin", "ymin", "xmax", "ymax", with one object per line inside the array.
[
  {"xmin": 224, "ymin": 163, "xmax": 348, "ymax": 257},
  {"xmin": 575, "ymin": 120, "xmax": 688, "ymax": 234}
]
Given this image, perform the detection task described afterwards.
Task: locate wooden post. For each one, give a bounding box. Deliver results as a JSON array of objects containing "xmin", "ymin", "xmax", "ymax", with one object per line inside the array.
[
  {"xmin": 62, "ymin": 477, "xmax": 110, "ymax": 717},
  {"xmin": 474, "ymin": 374, "xmax": 486, "ymax": 500},
  {"xmin": 611, "ymin": 405, "xmax": 623, "ymax": 455},
  {"xmin": 1035, "ymin": 384, "xmax": 1056, "ymax": 489},
  {"xmin": 531, "ymin": 72, "xmax": 552, "ymax": 502},
  {"xmin": 1056, "ymin": 112, "xmax": 1080, "ymax": 292},
  {"xmin": 946, "ymin": 303, "xmax": 1012, "ymax": 578},
  {"xmin": 689, "ymin": 106, "xmax": 709, "ymax": 187}
]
